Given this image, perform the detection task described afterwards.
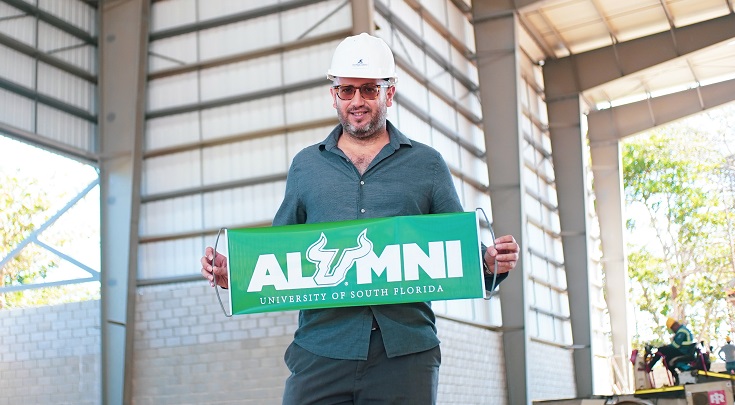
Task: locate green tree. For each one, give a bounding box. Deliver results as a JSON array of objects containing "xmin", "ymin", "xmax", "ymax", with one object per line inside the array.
[
  {"xmin": 0, "ymin": 170, "xmax": 59, "ymax": 308},
  {"xmin": 1, "ymin": 170, "xmax": 99, "ymax": 308},
  {"xmin": 623, "ymin": 112, "xmax": 735, "ymax": 349}
]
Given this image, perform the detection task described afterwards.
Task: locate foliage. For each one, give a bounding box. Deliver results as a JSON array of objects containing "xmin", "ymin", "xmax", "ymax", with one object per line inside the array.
[
  {"xmin": 0, "ymin": 170, "xmax": 99, "ymax": 308},
  {"xmin": 624, "ymin": 106, "xmax": 735, "ymax": 350},
  {"xmin": 1, "ymin": 171, "xmax": 57, "ymax": 308}
]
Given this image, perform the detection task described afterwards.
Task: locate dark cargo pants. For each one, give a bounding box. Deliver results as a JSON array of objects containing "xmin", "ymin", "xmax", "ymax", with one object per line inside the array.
[{"xmin": 282, "ymin": 329, "xmax": 440, "ymax": 405}]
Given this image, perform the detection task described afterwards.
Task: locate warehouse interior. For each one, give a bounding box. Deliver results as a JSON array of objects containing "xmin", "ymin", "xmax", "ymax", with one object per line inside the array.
[{"xmin": 1, "ymin": 0, "xmax": 734, "ymax": 404}]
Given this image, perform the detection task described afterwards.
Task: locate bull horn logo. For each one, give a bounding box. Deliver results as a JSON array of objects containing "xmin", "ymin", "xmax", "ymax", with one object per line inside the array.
[{"xmin": 307, "ymin": 229, "xmax": 373, "ymax": 286}]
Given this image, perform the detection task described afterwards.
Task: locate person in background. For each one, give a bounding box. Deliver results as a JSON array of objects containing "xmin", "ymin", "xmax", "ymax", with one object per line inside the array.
[
  {"xmin": 718, "ymin": 336, "xmax": 735, "ymax": 374},
  {"xmin": 646, "ymin": 317, "xmax": 696, "ymax": 385},
  {"xmin": 699, "ymin": 341, "xmax": 713, "ymax": 371},
  {"xmin": 200, "ymin": 32, "xmax": 520, "ymax": 405}
]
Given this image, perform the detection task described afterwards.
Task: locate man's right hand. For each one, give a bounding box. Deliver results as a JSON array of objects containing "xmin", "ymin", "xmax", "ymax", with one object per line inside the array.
[{"xmin": 200, "ymin": 246, "xmax": 228, "ymax": 288}]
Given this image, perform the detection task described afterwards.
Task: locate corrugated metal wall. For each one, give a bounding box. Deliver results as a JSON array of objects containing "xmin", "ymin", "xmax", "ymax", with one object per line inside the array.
[
  {"xmin": 140, "ymin": 0, "xmax": 504, "ymax": 326},
  {"xmin": 0, "ymin": 0, "xmax": 97, "ymax": 158}
]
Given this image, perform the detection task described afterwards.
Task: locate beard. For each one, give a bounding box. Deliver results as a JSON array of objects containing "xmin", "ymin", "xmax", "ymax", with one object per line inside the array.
[{"xmin": 337, "ymin": 97, "xmax": 388, "ymax": 141}]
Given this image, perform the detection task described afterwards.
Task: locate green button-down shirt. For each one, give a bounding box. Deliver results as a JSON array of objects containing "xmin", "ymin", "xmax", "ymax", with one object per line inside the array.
[{"xmin": 273, "ymin": 121, "xmax": 500, "ymax": 360}]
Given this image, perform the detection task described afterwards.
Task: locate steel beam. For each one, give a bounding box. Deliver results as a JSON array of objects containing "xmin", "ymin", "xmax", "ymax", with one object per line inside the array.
[
  {"xmin": 544, "ymin": 13, "xmax": 735, "ymax": 97},
  {"xmin": 98, "ymin": 1, "xmax": 148, "ymax": 404},
  {"xmin": 145, "ymin": 77, "xmax": 325, "ymax": 119},
  {"xmin": 143, "ymin": 117, "xmax": 338, "ymax": 158},
  {"xmin": 0, "ymin": 31, "xmax": 96, "ymax": 82},
  {"xmin": 587, "ymin": 78, "xmax": 735, "ymax": 142},
  {"xmin": 472, "ymin": 7, "xmax": 529, "ymax": 404},
  {"xmin": 0, "ymin": 0, "xmax": 96, "ymax": 44},
  {"xmin": 148, "ymin": 31, "xmax": 349, "ymax": 80},
  {"xmin": 0, "ymin": 76, "xmax": 96, "ymax": 122},
  {"xmin": 472, "ymin": 0, "xmax": 551, "ymax": 24},
  {"xmin": 149, "ymin": 0, "xmax": 325, "ymax": 41},
  {"xmin": 0, "ymin": 121, "xmax": 98, "ymax": 163},
  {"xmin": 0, "ymin": 178, "xmax": 99, "ymax": 269},
  {"xmin": 351, "ymin": 0, "xmax": 374, "ymax": 35}
]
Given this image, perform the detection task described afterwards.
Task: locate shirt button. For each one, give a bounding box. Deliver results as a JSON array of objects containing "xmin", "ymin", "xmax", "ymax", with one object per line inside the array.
[
  {"xmin": 360, "ymin": 209, "xmax": 366, "ymax": 213},
  {"xmin": 360, "ymin": 181, "xmax": 365, "ymax": 185}
]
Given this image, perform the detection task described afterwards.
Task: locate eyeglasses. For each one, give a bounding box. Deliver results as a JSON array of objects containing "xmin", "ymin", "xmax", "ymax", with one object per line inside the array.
[{"xmin": 332, "ymin": 84, "xmax": 391, "ymax": 100}]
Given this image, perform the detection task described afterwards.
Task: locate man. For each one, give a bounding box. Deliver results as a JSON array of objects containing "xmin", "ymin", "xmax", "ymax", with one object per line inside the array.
[
  {"xmin": 647, "ymin": 317, "xmax": 695, "ymax": 384},
  {"xmin": 200, "ymin": 32, "xmax": 519, "ymax": 404},
  {"xmin": 718, "ymin": 336, "xmax": 735, "ymax": 374}
]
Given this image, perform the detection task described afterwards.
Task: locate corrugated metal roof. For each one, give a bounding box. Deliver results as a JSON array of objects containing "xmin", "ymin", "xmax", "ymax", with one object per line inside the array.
[{"xmin": 518, "ymin": 0, "xmax": 735, "ymax": 110}]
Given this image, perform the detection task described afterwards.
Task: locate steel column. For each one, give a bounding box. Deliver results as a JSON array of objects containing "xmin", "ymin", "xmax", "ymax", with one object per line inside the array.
[
  {"xmin": 351, "ymin": 0, "xmax": 374, "ymax": 35},
  {"xmin": 98, "ymin": 0, "xmax": 149, "ymax": 404},
  {"xmin": 473, "ymin": 6, "xmax": 529, "ymax": 404},
  {"xmin": 587, "ymin": 136, "xmax": 631, "ymax": 384},
  {"xmin": 544, "ymin": 95, "xmax": 595, "ymax": 397}
]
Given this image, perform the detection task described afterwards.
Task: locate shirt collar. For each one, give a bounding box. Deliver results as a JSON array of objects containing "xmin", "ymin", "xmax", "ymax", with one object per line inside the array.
[{"xmin": 319, "ymin": 120, "xmax": 413, "ymax": 151}]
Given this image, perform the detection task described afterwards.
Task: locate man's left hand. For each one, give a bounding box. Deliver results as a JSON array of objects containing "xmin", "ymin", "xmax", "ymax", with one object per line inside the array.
[{"xmin": 484, "ymin": 235, "xmax": 519, "ymax": 274}]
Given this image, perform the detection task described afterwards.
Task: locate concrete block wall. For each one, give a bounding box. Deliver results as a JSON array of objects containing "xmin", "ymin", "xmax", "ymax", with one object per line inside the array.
[
  {"xmin": 0, "ymin": 301, "xmax": 100, "ymax": 405},
  {"xmin": 0, "ymin": 281, "xmax": 576, "ymax": 404},
  {"xmin": 528, "ymin": 340, "xmax": 577, "ymax": 401},
  {"xmin": 132, "ymin": 283, "xmax": 297, "ymax": 405},
  {"xmin": 133, "ymin": 283, "xmax": 512, "ymax": 404},
  {"xmin": 436, "ymin": 318, "xmax": 508, "ymax": 404}
]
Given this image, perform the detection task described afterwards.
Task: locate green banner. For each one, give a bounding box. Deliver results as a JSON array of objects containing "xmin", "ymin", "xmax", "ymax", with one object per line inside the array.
[{"xmin": 224, "ymin": 212, "xmax": 484, "ymax": 315}]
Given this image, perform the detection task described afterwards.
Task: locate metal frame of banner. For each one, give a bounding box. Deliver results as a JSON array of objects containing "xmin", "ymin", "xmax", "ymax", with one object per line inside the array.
[
  {"xmin": 212, "ymin": 227, "xmax": 232, "ymax": 317},
  {"xmin": 476, "ymin": 208, "xmax": 500, "ymax": 300}
]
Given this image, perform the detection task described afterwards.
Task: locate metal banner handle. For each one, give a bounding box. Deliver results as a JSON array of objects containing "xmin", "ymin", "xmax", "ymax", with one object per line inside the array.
[
  {"xmin": 476, "ymin": 208, "xmax": 500, "ymax": 300},
  {"xmin": 212, "ymin": 227, "xmax": 232, "ymax": 317}
]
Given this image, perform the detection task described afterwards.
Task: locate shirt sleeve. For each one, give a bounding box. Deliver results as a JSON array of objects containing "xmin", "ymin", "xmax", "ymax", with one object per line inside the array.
[
  {"xmin": 429, "ymin": 152, "xmax": 464, "ymax": 214},
  {"xmin": 481, "ymin": 243, "xmax": 509, "ymax": 292},
  {"xmin": 273, "ymin": 160, "xmax": 306, "ymax": 226}
]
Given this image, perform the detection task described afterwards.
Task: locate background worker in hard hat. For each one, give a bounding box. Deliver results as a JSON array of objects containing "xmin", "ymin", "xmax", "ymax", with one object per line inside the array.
[
  {"xmin": 718, "ymin": 336, "xmax": 735, "ymax": 374},
  {"xmin": 647, "ymin": 317, "xmax": 696, "ymax": 384},
  {"xmin": 200, "ymin": 32, "xmax": 519, "ymax": 404}
]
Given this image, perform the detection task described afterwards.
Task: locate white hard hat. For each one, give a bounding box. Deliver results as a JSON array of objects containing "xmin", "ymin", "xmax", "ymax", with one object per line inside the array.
[{"xmin": 326, "ymin": 33, "xmax": 397, "ymax": 83}]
